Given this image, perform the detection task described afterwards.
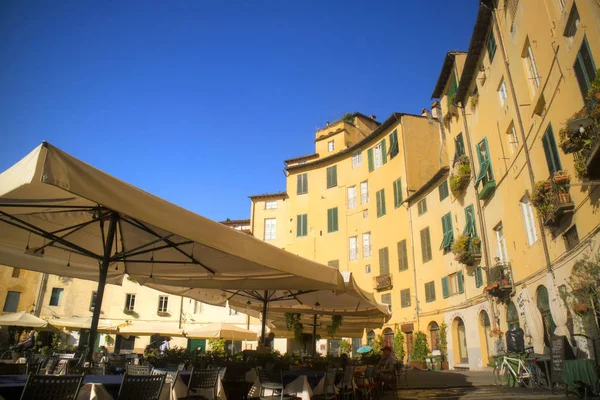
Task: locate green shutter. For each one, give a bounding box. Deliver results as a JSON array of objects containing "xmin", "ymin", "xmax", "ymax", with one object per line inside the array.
[
  {"xmin": 440, "ymin": 213, "xmax": 454, "ymax": 251},
  {"xmin": 475, "ymin": 267, "xmax": 483, "ymax": 288},
  {"xmin": 379, "ymin": 247, "xmax": 389, "ymax": 275},
  {"xmin": 376, "ymin": 189, "xmax": 386, "ymax": 217},
  {"xmin": 381, "ymin": 189, "xmax": 386, "ymax": 216},
  {"xmin": 333, "ymin": 208, "xmax": 338, "ymax": 232},
  {"xmin": 475, "ymin": 160, "xmax": 490, "ymax": 188},
  {"xmin": 376, "ymin": 190, "xmax": 381, "ymax": 217},
  {"xmin": 331, "ymin": 165, "xmax": 337, "ymax": 187},
  {"xmin": 368, "ymin": 149, "xmax": 374, "ymax": 172},
  {"xmin": 457, "ymin": 270, "xmax": 464, "ymax": 293},
  {"xmin": 393, "ymin": 178, "xmax": 402, "ymax": 208},
  {"xmin": 327, "ymin": 208, "xmax": 338, "ymax": 233},
  {"xmin": 463, "ymin": 205, "xmax": 476, "ymax": 236},
  {"xmin": 542, "ymin": 125, "xmax": 562, "ymax": 175},
  {"xmin": 442, "ymin": 277, "xmax": 450, "ymax": 298},
  {"xmin": 398, "ymin": 240, "xmax": 408, "ymax": 271},
  {"xmin": 381, "ymin": 140, "xmax": 387, "ymax": 164},
  {"xmin": 297, "ymin": 215, "xmax": 302, "ymax": 237},
  {"xmin": 389, "ymin": 130, "xmax": 399, "ymax": 158},
  {"xmin": 297, "ymin": 175, "xmax": 302, "ymax": 195}
]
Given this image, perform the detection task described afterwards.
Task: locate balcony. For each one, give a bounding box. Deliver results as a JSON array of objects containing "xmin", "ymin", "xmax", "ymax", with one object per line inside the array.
[
  {"xmin": 532, "ymin": 172, "xmax": 575, "ymax": 227},
  {"xmin": 485, "ymin": 262, "xmax": 512, "ymax": 298},
  {"xmin": 373, "ymin": 273, "xmax": 393, "ymax": 291}
]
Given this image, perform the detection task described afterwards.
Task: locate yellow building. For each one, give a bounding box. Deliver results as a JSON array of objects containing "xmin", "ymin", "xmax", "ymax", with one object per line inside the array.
[{"xmin": 0, "ymin": 266, "xmax": 40, "ymax": 315}]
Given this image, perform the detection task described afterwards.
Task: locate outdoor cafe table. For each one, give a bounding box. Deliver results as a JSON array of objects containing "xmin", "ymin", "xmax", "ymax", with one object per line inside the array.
[{"xmin": 248, "ymin": 369, "xmax": 327, "ymax": 400}]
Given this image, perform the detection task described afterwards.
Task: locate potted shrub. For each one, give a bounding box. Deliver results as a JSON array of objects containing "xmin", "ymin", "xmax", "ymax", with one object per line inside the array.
[
  {"xmin": 439, "ymin": 322, "xmax": 449, "ymax": 370},
  {"xmin": 409, "ymin": 331, "xmax": 430, "ymax": 370},
  {"xmin": 450, "ymin": 156, "xmax": 471, "ymax": 197},
  {"xmin": 452, "ymin": 235, "xmax": 473, "ymax": 265}
]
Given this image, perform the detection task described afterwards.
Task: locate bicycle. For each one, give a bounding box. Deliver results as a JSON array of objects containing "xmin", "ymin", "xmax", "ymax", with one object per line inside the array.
[
  {"xmin": 493, "ymin": 354, "xmax": 535, "ymax": 388},
  {"xmin": 0, "ymin": 345, "xmax": 34, "ymax": 361}
]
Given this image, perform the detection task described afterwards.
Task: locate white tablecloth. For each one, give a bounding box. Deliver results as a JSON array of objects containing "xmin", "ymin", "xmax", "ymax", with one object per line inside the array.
[
  {"xmin": 77, "ymin": 383, "xmax": 113, "ymax": 400},
  {"xmin": 248, "ymin": 375, "xmax": 312, "ymax": 400},
  {"xmin": 313, "ymin": 375, "xmax": 357, "ymax": 396}
]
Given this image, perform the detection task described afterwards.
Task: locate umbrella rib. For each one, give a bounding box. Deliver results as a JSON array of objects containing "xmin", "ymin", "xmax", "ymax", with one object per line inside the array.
[
  {"xmin": 122, "ymin": 217, "xmax": 215, "ymax": 274},
  {"xmin": 115, "ymin": 242, "xmax": 193, "ymax": 260},
  {"xmin": 37, "ymin": 213, "xmax": 111, "ymax": 253},
  {"xmin": 111, "ymin": 234, "xmax": 177, "ymax": 260},
  {"xmin": 49, "ymin": 218, "xmax": 99, "ymax": 235},
  {"xmin": 0, "ymin": 210, "xmax": 102, "ymax": 260}
]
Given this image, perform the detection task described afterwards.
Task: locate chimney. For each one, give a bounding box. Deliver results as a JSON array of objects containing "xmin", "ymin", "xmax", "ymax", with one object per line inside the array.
[
  {"xmin": 431, "ymin": 101, "xmax": 442, "ymax": 120},
  {"xmin": 369, "ymin": 115, "xmax": 377, "ymax": 120},
  {"xmin": 421, "ymin": 108, "xmax": 431, "ymax": 118},
  {"xmin": 326, "ymin": 121, "xmax": 330, "ymax": 126}
]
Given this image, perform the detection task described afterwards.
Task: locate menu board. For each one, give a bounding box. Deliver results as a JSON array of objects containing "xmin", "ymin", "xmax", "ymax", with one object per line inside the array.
[{"xmin": 551, "ymin": 336, "xmax": 565, "ymax": 383}]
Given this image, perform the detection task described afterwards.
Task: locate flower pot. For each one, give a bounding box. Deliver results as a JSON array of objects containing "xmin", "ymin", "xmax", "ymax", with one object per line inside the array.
[
  {"xmin": 441, "ymin": 361, "xmax": 449, "ymax": 370},
  {"xmin": 410, "ymin": 361, "xmax": 428, "ymax": 370},
  {"xmin": 554, "ymin": 175, "xmax": 569, "ymax": 183},
  {"xmin": 543, "ymin": 182, "xmax": 552, "ymax": 189}
]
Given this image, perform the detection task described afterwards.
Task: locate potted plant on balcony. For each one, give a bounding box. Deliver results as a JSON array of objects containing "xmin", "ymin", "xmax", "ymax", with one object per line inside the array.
[
  {"xmin": 553, "ymin": 170, "xmax": 570, "ymax": 184},
  {"xmin": 531, "ymin": 181, "xmax": 557, "ymax": 224},
  {"xmin": 450, "ymin": 156, "xmax": 471, "ymax": 197}
]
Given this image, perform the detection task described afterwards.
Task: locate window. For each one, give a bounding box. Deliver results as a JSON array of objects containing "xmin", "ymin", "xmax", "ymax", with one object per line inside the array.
[
  {"xmin": 349, "ymin": 236, "xmax": 358, "ymax": 261},
  {"xmin": 564, "ymin": 4, "xmax": 580, "ymax": 46},
  {"xmin": 439, "ymin": 181, "xmax": 449, "ymax": 201},
  {"xmin": 520, "ymin": 194, "xmax": 539, "ymax": 245},
  {"xmin": 352, "ymin": 151, "xmax": 362, "ymax": 168},
  {"xmin": 388, "ymin": 130, "xmax": 399, "ymax": 159},
  {"xmin": 327, "ymin": 260, "xmax": 339, "ymax": 269},
  {"xmin": 363, "ymin": 232, "xmax": 372, "ymax": 258},
  {"xmin": 487, "ymin": 30, "xmax": 497, "ymax": 62},
  {"xmin": 89, "ymin": 291, "xmax": 97, "ymax": 310},
  {"xmin": 347, "ymin": 186, "xmax": 357, "ymax": 209},
  {"xmin": 360, "ymin": 181, "xmax": 369, "ymax": 204},
  {"xmin": 327, "ymin": 207, "xmax": 339, "ymax": 233},
  {"xmin": 574, "ymin": 37, "xmax": 597, "ymax": 99},
  {"xmin": 400, "ymin": 289, "xmax": 411, "ymax": 308},
  {"xmin": 264, "ymin": 218, "xmax": 276, "ymax": 241},
  {"xmin": 393, "ymin": 178, "xmax": 403, "ymax": 208},
  {"xmin": 495, "ymin": 223, "xmax": 509, "ymax": 263},
  {"xmin": 425, "ymin": 281, "xmax": 436, "ymax": 303},
  {"xmin": 3, "ymin": 291, "xmax": 20, "ymax": 312},
  {"xmin": 296, "ymin": 214, "xmax": 308, "ymax": 237},
  {"xmin": 265, "ymin": 200, "xmax": 277, "ymax": 210},
  {"xmin": 475, "ymin": 138, "xmax": 494, "ymax": 188},
  {"xmin": 442, "ymin": 271, "xmax": 464, "ymax": 298},
  {"xmin": 440, "ymin": 213, "xmax": 454, "ymax": 253},
  {"xmin": 498, "ymin": 79, "xmax": 508, "ymax": 106},
  {"xmin": 158, "ymin": 295, "xmax": 169, "ymax": 313},
  {"xmin": 453, "ymin": 133, "xmax": 466, "ymax": 164},
  {"xmin": 564, "ymin": 225, "xmax": 579, "ymax": 251},
  {"xmin": 463, "ymin": 205, "xmax": 477, "ymax": 237},
  {"xmin": 297, "ymin": 173, "xmax": 308, "ymax": 195},
  {"xmin": 49, "ymin": 288, "xmax": 63, "ymax": 306},
  {"xmin": 381, "ymin": 293, "xmax": 392, "ymax": 307},
  {"xmin": 522, "ymin": 39, "xmax": 541, "ymax": 95},
  {"xmin": 447, "ymin": 74, "xmax": 458, "ymax": 106},
  {"xmin": 507, "ymin": 123, "xmax": 519, "ymax": 154},
  {"xmin": 397, "ymin": 240, "xmax": 408, "ymax": 271},
  {"xmin": 363, "ymin": 209, "xmax": 368, "ymax": 218},
  {"xmin": 11, "ymin": 268, "xmax": 20, "ymax": 278},
  {"xmin": 326, "ymin": 165, "xmax": 337, "ymax": 189},
  {"xmin": 328, "ymin": 141, "xmax": 334, "ymax": 152},
  {"xmin": 378, "ymin": 247, "xmax": 390, "ymax": 275},
  {"xmin": 420, "ymin": 227, "xmax": 432, "ymax": 263},
  {"xmin": 542, "ymin": 124, "xmax": 562, "ymax": 175},
  {"xmin": 417, "ymin": 198, "xmax": 427, "ymax": 215},
  {"xmin": 475, "ymin": 267, "xmax": 484, "ymax": 288},
  {"xmin": 376, "ymin": 189, "xmax": 386, "ymax": 217},
  {"xmin": 365, "ymin": 264, "xmax": 371, "ymax": 274},
  {"xmin": 125, "ymin": 294, "xmax": 136, "ymax": 311},
  {"xmin": 368, "ymin": 141, "xmax": 387, "ymax": 172}
]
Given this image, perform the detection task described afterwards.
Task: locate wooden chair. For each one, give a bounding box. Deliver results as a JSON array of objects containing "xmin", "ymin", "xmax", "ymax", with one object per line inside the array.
[
  {"xmin": 313, "ymin": 368, "xmax": 336, "ymax": 400},
  {"xmin": 187, "ymin": 368, "xmax": 219, "ymax": 399},
  {"xmin": 125, "ymin": 364, "xmax": 152, "ymax": 375},
  {"xmin": 20, "ymin": 373, "xmax": 84, "ymax": 400},
  {"xmin": 339, "ymin": 366, "xmax": 356, "ymax": 400},
  {"xmin": 117, "ymin": 372, "xmax": 166, "ymax": 400}
]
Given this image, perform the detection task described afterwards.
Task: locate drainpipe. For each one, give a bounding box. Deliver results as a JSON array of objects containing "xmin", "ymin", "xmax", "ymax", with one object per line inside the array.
[
  {"xmin": 34, "ymin": 273, "xmax": 49, "ymax": 317},
  {"xmin": 178, "ymin": 296, "xmax": 184, "ymax": 329},
  {"xmin": 482, "ymin": 1, "xmax": 552, "ymax": 273}
]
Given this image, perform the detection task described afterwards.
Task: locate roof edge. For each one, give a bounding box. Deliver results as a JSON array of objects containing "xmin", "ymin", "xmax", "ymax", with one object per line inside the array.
[
  {"xmin": 404, "ymin": 166, "xmax": 451, "ymax": 205},
  {"xmin": 248, "ymin": 192, "xmax": 288, "ymax": 200}
]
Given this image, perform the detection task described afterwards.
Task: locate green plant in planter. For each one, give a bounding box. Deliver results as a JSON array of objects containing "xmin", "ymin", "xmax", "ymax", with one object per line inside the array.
[
  {"xmin": 326, "ymin": 315, "xmax": 343, "ymax": 337},
  {"xmin": 411, "ymin": 332, "xmax": 430, "ymax": 363},
  {"xmin": 208, "ymin": 338, "xmax": 226, "ymax": 356},
  {"xmin": 451, "ymin": 235, "xmax": 474, "ymax": 265},
  {"xmin": 392, "ymin": 325, "xmax": 405, "ymax": 362},
  {"xmin": 568, "ymin": 249, "xmax": 600, "ymax": 321},
  {"xmin": 439, "ymin": 322, "xmax": 448, "ymax": 358},
  {"xmin": 531, "ymin": 181, "xmax": 558, "ymax": 223},
  {"xmin": 450, "ymin": 156, "xmax": 471, "ymax": 197}
]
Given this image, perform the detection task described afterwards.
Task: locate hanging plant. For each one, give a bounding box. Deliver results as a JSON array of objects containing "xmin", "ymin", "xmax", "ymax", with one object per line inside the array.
[
  {"xmin": 284, "ymin": 313, "xmax": 301, "ymax": 331},
  {"xmin": 449, "ymin": 156, "xmax": 471, "ymax": 197},
  {"xmin": 326, "ymin": 315, "xmax": 343, "ymax": 337}
]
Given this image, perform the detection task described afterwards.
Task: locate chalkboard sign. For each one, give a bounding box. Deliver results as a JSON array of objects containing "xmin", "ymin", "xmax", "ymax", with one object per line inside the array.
[{"xmin": 551, "ymin": 336, "xmax": 566, "ymax": 383}]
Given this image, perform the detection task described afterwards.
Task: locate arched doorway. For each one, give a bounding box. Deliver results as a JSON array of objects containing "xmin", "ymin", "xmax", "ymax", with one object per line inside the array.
[
  {"xmin": 383, "ymin": 328, "xmax": 394, "ymax": 349},
  {"xmin": 428, "ymin": 322, "xmax": 440, "ymax": 351},
  {"xmin": 506, "ymin": 301, "xmax": 520, "ymax": 330},
  {"xmin": 452, "ymin": 317, "xmax": 469, "ymax": 364},
  {"xmin": 367, "ymin": 330, "xmax": 375, "ymax": 346},
  {"xmin": 536, "ymin": 285, "xmax": 556, "ymax": 348},
  {"xmin": 478, "ymin": 311, "xmax": 493, "ymax": 366}
]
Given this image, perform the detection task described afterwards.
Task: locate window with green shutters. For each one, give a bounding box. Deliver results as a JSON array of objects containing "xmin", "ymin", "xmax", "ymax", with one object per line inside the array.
[
  {"xmin": 440, "ymin": 213, "xmax": 454, "ymax": 252},
  {"xmin": 442, "ymin": 271, "xmax": 464, "ymax": 298},
  {"xmin": 326, "ymin": 166, "xmax": 337, "ymax": 189},
  {"xmin": 297, "ymin": 173, "xmax": 308, "ymax": 195},
  {"xmin": 447, "ymin": 74, "xmax": 458, "ymax": 106},
  {"xmin": 397, "ymin": 240, "xmax": 408, "ymax": 271},
  {"xmin": 441, "ymin": 276, "xmax": 450, "ymax": 299},
  {"xmin": 487, "ymin": 30, "xmax": 497, "ymax": 62},
  {"xmin": 388, "ymin": 130, "xmax": 399, "ymax": 159},
  {"xmin": 393, "ymin": 178, "xmax": 403, "ymax": 208},
  {"xmin": 378, "ymin": 247, "xmax": 390, "ymax": 275},
  {"xmin": 425, "ymin": 281, "xmax": 436, "ymax": 303},
  {"xmin": 573, "ymin": 37, "xmax": 597, "ymax": 100},
  {"xmin": 463, "ymin": 205, "xmax": 477, "ymax": 237},
  {"xmin": 367, "ymin": 140, "xmax": 387, "ymax": 172},
  {"xmin": 327, "ymin": 207, "xmax": 338, "ymax": 233},
  {"xmin": 376, "ymin": 189, "xmax": 386, "ymax": 217},
  {"xmin": 439, "ymin": 181, "xmax": 449, "ymax": 202},
  {"xmin": 417, "ymin": 198, "xmax": 427, "ymax": 216},
  {"xmin": 453, "ymin": 133, "xmax": 466, "ymax": 165},
  {"xmin": 475, "ymin": 138, "xmax": 494, "ymax": 188},
  {"xmin": 542, "ymin": 124, "xmax": 562, "ymax": 175},
  {"xmin": 400, "ymin": 289, "xmax": 411, "ymax": 308},
  {"xmin": 475, "ymin": 267, "xmax": 484, "ymax": 288},
  {"xmin": 420, "ymin": 227, "xmax": 432, "ymax": 263},
  {"xmin": 296, "ymin": 214, "xmax": 308, "ymax": 237}
]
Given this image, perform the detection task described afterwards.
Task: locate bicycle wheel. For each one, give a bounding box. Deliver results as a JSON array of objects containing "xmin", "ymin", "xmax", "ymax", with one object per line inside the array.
[
  {"xmin": 493, "ymin": 365, "xmax": 510, "ymax": 386},
  {"xmin": 0, "ymin": 350, "xmax": 13, "ymax": 360},
  {"xmin": 520, "ymin": 363, "xmax": 535, "ymax": 389}
]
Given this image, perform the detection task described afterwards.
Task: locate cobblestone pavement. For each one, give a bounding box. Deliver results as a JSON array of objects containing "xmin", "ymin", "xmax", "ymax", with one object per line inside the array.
[{"xmin": 388, "ymin": 386, "xmax": 571, "ymax": 399}]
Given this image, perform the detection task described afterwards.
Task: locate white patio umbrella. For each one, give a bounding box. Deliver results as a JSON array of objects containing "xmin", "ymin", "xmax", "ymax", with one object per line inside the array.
[
  {"xmin": 118, "ymin": 321, "xmax": 185, "ymax": 337},
  {"xmin": 0, "ymin": 311, "xmax": 56, "ymax": 330},
  {"xmin": 546, "ymin": 273, "xmax": 572, "ymax": 342},
  {"xmin": 185, "ymin": 322, "xmax": 257, "ymax": 341},
  {"xmin": 48, "ymin": 316, "xmax": 119, "ymax": 333},
  {"xmin": 517, "ymin": 285, "xmax": 545, "ymax": 354},
  {"xmin": 0, "ymin": 143, "xmax": 344, "ymax": 361}
]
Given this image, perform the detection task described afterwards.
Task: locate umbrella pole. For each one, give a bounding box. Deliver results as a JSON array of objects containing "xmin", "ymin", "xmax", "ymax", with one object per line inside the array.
[
  {"xmin": 86, "ymin": 213, "xmax": 119, "ymax": 363},
  {"xmin": 312, "ymin": 314, "xmax": 317, "ymax": 357},
  {"xmin": 260, "ymin": 291, "xmax": 268, "ymax": 344}
]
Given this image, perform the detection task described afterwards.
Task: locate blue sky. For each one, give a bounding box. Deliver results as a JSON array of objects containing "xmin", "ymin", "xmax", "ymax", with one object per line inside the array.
[{"xmin": 0, "ymin": 1, "xmax": 477, "ymax": 221}]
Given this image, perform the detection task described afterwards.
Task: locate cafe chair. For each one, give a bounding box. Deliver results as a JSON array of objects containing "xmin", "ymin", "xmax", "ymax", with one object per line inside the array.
[
  {"xmin": 20, "ymin": 373, "xmax": 84, "ymax": 400},
  {"xmin": 125, "ymin": 364, "xmax": 152, "ymax": 375},
  {"xmin": 257, "ymin": 368, "xmax": 297, "ymax": 400},
  {"xmin": 187, "ymin": 368, "xmax": 219, "ymax": 399},
  {"xmin": 152, "ymin": 369, "xmax": 179, "ymax": 385},
  {"xmin": 313, "ymin": 368, "xmax": 336, "ymax": 400},
  {"xmin": 117, "ymin": 372, "xmax": 166, "ymax": 400},
  {"xmin": 340, "ymin": 366, "xmax": 356, "ymax": 400}
]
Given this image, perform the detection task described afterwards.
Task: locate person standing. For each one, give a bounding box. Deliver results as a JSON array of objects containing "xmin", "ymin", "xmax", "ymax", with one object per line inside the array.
[{"xmin": 159, "ymin": 337, "xmax": 171, "ymax": 354}]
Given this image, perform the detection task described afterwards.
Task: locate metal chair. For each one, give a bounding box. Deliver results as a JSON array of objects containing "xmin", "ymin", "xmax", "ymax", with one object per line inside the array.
[
  {"xmin": 26, "ymin": 362, "xmax": 41, "ymax": 375},
  {"xmin": 257, "ymin": 368, "xmax": 296, "ymax": 400},
  {"xmin": 40, "ymin": 357, "xmax": 59, "ymax": 375},
  {"xmin": 314, "ymin": 368, "xmax": 336, "ymax": 400},
  {"xmin": 107, "ymin": 358, "xmax": 127, "ymax": 374},
  {"xmin": 20, "ymin": 373, "xmax": 85, "ymax": 400},
  {"xmin": 117, "ymin": 372, "xmax": 166, "ymax": 400},
  {"xmin": 187, "ymin": 368, "xmax": 219, "ymax": 399},
  {"xmin": 125, "ymin": 364, "xmax": 152, "ymax": 375},
  {"xmin": 340, "ymin": 366, "xmax": 356, "ymax": 400},
  {"xmin": 0, "ymin": 363, "xmax": 27, "ymax": 375},
  {"xmin": 152, "ymin": 369, "xmax": 179, "ymax": 385}
]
